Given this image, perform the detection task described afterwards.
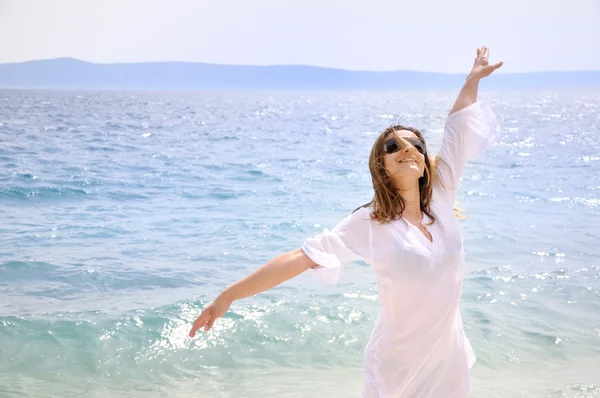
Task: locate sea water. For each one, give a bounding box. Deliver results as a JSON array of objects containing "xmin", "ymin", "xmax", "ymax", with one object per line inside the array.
[{"xmin": 1, "ymin": 89, "xmax": 599, "ymax": 397}]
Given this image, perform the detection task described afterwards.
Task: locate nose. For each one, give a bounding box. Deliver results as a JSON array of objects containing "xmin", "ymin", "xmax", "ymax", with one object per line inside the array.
[{"xmin": 400, "ymin": 144, "xmax": 412, "ymax": 154}]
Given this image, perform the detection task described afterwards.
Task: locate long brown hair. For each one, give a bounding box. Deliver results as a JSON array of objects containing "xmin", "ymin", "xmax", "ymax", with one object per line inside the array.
[{"xmin": 354, "ymin": 125, "xmax": 447, "ymax": 224}]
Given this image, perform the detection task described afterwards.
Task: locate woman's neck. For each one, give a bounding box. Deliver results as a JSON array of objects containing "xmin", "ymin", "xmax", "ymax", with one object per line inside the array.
[{"xmin": 397, "ymin": 186, "xmax": 422, "ymax": 221}]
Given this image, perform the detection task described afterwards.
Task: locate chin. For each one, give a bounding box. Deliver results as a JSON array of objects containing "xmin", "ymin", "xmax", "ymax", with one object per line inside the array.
[
  {"xmin": 396, "ymin": 171, "xmax": 423, "ymax": 181},
  {"xmin": 402, "ymin": 167, "xmax": 423, "ymax": 176}
]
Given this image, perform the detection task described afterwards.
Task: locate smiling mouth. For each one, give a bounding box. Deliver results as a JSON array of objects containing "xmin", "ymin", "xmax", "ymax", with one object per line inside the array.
[{"xmin": 398, "ymin": 157, "xmax": 417, "ymax": 164}]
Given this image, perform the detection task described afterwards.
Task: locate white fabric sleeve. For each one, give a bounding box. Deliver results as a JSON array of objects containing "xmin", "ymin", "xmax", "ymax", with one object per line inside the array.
[
  {"xmin": 301, "ymin": 207, "xmax": 372, "ymax": 285},
  {"xmin": 437, "ymin": 101, "xmax": 499, "ymax": 201}
]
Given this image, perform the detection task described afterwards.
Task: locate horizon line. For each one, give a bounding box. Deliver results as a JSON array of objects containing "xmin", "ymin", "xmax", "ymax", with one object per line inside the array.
[{"xmin": 2, "ymin": 57, "xmax": 600, "ymax": 75}]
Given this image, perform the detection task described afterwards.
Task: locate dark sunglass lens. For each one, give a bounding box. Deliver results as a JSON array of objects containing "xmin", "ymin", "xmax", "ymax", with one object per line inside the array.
[
  {"xmin": 384, "ymin": 137, "xmax": 426, "ymax": 154},
  {"xmin": 384, "ymin": 139, "xmax": 398, "ymax": 154},
  {"xmin": 406, "ymin": 137, "xmax": 425, "ymax": 154}
]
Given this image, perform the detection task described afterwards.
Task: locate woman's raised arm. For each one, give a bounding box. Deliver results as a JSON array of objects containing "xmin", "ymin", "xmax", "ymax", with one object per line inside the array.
[{"xmin": 449, "ymin": 46, "xmax": 503, "ymax": 115}]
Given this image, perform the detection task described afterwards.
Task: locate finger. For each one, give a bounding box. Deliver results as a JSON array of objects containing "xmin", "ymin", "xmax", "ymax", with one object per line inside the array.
[
  {"xmin": 204, "ymin": 316, "xmax": 216, "ymax": 331},
  {"xmin": 189, "ymin": 309, "xmax": 211, "ymax": 337},
  {"xmin": 189, "ymin": 320, "xmax": 205, "ymax": 337},
  {"xmin": 494, "ymin": 61, "xmax": 504, "ymax": 70},
  {"xmin": 189, "ymin": 317, "xmax": 207, "ymax": 337},
  {"xmin": 483, "ymin": 47, "xmax": 489, "ymax": 58},
  {"xmin": 477, "ymin": 48, "xmax": 481, "ymax": 58}
]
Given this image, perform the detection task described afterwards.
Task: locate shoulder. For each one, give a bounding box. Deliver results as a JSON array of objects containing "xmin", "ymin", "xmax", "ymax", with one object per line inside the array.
[
  {"xmin": 333, "ymin": 205, "xmax": 385, "ymax": 235},
  {"xmin": 338, "ymin": 206, "xmax": 373, "ymax": 229},
  {"xmin": 350, "ymin": 205, "xmax": 373, "ymax": 220},
  {"xmin": 339, "ymin": 206, "xmax": 393, "ymax": 240}
]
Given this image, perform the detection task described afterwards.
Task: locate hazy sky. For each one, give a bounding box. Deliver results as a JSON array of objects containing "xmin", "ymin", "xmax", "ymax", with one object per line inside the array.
[{"xmin": 1, "ymin": 0, "xmax": 599, "ymax": 73}]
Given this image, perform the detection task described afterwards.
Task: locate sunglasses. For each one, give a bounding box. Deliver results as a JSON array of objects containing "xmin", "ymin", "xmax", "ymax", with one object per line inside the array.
[{"xmin": 383, "ymin": 137, "xmax": 427, "ymax": 155}]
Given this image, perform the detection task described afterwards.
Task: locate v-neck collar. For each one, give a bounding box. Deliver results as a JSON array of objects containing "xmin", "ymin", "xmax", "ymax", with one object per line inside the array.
[
  {"xmin": 408, "ymin": 213, "xmax": 434, "ymax": 245},
  {"xmin": 401, "ymin": 213, "xmax": 434, "ymax": 244},
  {"xmin": 389, "ymin": 205, "xmax": 447, "ymax": 255}
]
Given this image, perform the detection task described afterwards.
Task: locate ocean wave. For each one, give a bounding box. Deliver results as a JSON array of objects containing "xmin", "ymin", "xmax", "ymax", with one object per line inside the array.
[
  {"xmin": 0, "ymin": 260, "xmax": 200, "ymax": 293},
  {"xmin": 0, "ymin": 295, "xmax": 371, "ymax": 370},
  {"xmin": 0, "ymin": 186, "xmax": 87, "ymax": 201}
]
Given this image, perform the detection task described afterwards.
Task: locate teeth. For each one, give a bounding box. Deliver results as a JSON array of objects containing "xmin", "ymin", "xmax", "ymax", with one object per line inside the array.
[{"xmin": 399, "ymin": 158, "xmax": 416, "ymax": 164}]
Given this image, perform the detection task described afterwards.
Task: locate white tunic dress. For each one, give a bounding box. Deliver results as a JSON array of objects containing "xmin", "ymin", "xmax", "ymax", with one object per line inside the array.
[{"xmin": 301, "ymin": 102, "xmax": 498, "ymax": 398}]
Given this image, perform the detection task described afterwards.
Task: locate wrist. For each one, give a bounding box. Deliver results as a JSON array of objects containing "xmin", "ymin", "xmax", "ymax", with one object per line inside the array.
[
  {"xmin": 218, "ymin": 289, "xmax": 236, "ymax": 303},
  {"xmin": 466, "ymin": 71, "xmax": 482, "ymax": 83}
]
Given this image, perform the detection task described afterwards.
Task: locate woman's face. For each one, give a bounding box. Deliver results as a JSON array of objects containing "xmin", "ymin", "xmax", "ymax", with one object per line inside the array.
[{"xmin": 382, "ymin": 130, "xmax": 426, "ymax": 187}]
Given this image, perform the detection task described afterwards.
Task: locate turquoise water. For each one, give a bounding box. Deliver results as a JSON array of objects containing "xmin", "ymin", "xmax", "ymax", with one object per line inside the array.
[{"xmin": 1, "ymin": 89, "xmax": 599, "ymax": 397}]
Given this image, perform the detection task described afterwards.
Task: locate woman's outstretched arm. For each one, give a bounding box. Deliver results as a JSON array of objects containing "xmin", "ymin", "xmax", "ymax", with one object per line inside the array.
[
  {"xmin": 449, "ymin": 46, "xmax": 503, "ymax": 115},
  {"xmin": 189, "ymin": 248, "xmax": 317, "ymax": 337}
]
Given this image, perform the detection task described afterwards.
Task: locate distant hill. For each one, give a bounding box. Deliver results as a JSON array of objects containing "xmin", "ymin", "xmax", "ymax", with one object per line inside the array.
[{"xmin": 0, "ymin": 58, "xmax": 599, "ymax": 90}]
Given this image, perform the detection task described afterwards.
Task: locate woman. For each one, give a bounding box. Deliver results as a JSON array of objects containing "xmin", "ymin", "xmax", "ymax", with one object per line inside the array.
[{"xmin": 189, "ymin": 47, "xmax": 503, "ymax": 397}]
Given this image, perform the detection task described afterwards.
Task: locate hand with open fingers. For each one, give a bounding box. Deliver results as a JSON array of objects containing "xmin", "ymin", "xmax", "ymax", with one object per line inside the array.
[
  {"xmin": 470, "ymin": 46, "xmax": 503, "ymax": 79},
  {"xmin": 189, "ymin": 294, "xmax": 232, "ymax": 337}
]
